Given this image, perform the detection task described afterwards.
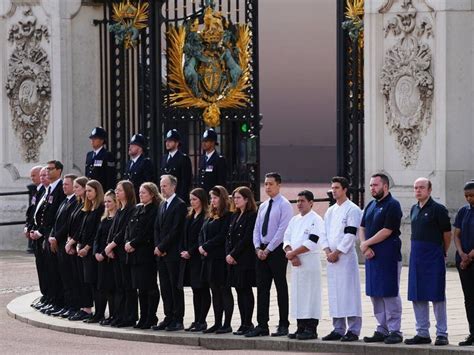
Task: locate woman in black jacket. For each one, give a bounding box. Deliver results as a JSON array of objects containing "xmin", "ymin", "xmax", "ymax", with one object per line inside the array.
[
  {"xmin": 226, "ymin": 186, "xmax": 258, "ymax": 335},
  {"xmin": 179, "ymin": 188, "xmax": 211, "ymax": 332},
  {"xmin": 198, "ymin": 185, "xmax": 233, "ymax": 334},
  {"xmin": 104, "ymin": 180, "xmax": 137, "ymax": 327},
  {"xmin": 93, "ymin": 189, "xmax": 118, "ymax": 325},
  {"xmin": 125, "ymin": 182, "xmax": 161, "ymax": 329}
]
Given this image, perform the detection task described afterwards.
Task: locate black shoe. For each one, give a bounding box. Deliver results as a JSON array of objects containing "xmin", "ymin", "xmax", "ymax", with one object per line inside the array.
[
  {"xmin": 185, "ymin": 322, "xmax": 197, "ymax": 331},
  {"xmin": 459, "ymin": 334, "xmax": 474, "ymax": 346},
  {"xmin": 341, "ymin": 331, "xmax": 359, "ymax": 342},
  {"xmin": 288, "ymin": 327, "xmax": 304, "ymax": 339},
  {"xmin": 133, "ymin": 318, "xmax": 146, "ymax": 329},
  {"xmin": 39, "ymin": 304, "xmax": 54, "ymax": 314},
  {"xmin": 110, "ymin": 318, "xmax": 123, "ymax": 327},
  {"xmin": 245, "ymin": 326, "xmax": 270, "ymax": 337},
  {"xmin": 434, "ymin": 336, "xmax": 449, "ymax": 346},
  {"xmin": 50, "ymin": 307, "xmax": 68, "ymax": 317},
  {"xmin": 152, "ymin": 320, "xmax": 170, "ymax": 331},
  {"xmin": 271, "ymin": 325, "xmax": 289, "ymax": 337},
  {"xmin": 60, "ymin": 308, "xmax": 76, "ymax": 319},
  {"xmin": 84, "ymin": 315, "xmax": 104, "ymax": 324},
  {"xmin": 322, "ymin": 330, "xmax": 343, "ymax": 341},
  {"xmin": 404, "ymin": 335, "xmax": 431, "ymax": 345},
  {"xmin": 202, "ymin": 324, "xmax": 221, "ymax": 334},
  {"xmin": 190, "ymin": 322, "xmax": 207, "ymax": 332},
  {"xmin": 166, "ymin": 322, "xmax": 184, "ymax": 331},
  {"xmin": 45, "ymin": 305, "xmax": 63, "ymax": 316},
  {"xmin": 69, "ymin": 310, "xmax": 92, "ymax": 321},
  {"xmin": 296, "ymin": 329, "xmax": 317, "ymax": 340},
  {"xmin": 139, "ymin": 317, "xmax": 158, "ymax": 330},
  {"xmin": 234, "ymin": 325, "xmax": 254, "ymax": 336},
  {"xmin": 384, "ymin": 332, "xmax": 403, "ymax": 344},
  {"xmin": 100, "ymin": 317, "xmax": 114, "ymax": 326},
  {"xmin": 363, "ymin": 331, "xmax": 387, "ymax": 343},
  {"xmin": 215, "ymin": 326, "xmax": 232, "ymax": 334},
  {"xmin": 116, "ymin": 320, "xmax": 136, "ymax": 328}
]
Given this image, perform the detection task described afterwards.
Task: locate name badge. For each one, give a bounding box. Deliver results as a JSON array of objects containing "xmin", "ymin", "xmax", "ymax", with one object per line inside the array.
[
  {"xmin": 206, "ymin": 165, "xmax": 214, "ymax": 172},
  {"xmin": 94, "ymin": 160, "xmax": 103, "ymax": 167},
  {"xmin": 48, "ymin": 195, "xmax": 54, "ymax": 204}
]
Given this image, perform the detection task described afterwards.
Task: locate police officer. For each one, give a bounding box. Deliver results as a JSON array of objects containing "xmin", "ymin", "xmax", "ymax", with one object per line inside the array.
[
  {"xmin": 160, "ymin": 129, "xmax": 192, "ymax": 202},
  {"xmin": 198, "ymin": 128, "xmax": 227, "ymax": 192},
  {"xmin": 124, "ymin": 134, "xmax": 155, "ymax": 198},
  {"xmin": 85, "ymin": 127, "xmax": 116, "ymax": 191}
]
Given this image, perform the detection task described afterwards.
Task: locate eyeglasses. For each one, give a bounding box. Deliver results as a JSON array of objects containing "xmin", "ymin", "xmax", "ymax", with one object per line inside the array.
[{"xmin": 46, "ymin": 167, "xmax": 56, "ymax": 171}]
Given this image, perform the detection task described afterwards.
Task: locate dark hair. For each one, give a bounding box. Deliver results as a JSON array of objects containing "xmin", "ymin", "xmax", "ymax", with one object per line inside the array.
[
  {"xmin": 140, "ymin": 182, "xmax": 163, "ymax": 205},
  {"xmin": 331, "ymin": 176, "xmax": 349, "ymax": 190},
  {"xmin": 209, "ymin": 185, "xmax": 230, "ymax": 219},
  {"xmin": 64, "ymin": 174, "xmax": 78, "ymax": 182},
  {"xmin": 371, "ymin": 173, "xmax": 390, "ymax": 188},
  {"xmin": 47, "ymin": 160, "xmax": 64, "ymax": 172},
  {"xmin": 116, "ymin": 180, "xmax": 137, "ymax": 207},
  {"xmin": 232, "ymin": 186, "xmax": 257, "ymax": 213},
  {"xmin": 464, "ymin": 181, "xmax": 474, "ymax": 191},
  {"xmin": 297, "ymin": 190, "xmax": 314, "ymax": 202},
  {"xmin": 188, "ymin": 188, "xmax": 209, "ymax": 218},
  {"xmin": 265, "ymin": 172, "xmax": 282, "ymax": 184}
]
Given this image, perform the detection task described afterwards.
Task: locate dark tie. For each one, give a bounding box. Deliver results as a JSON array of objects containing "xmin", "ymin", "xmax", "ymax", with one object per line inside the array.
[
  {"xmin": 261, "ymin": 199, "xmax": 273, "ymax": 237},
  {"xmin": 46, "ymin": 186, "xmax": 51, "ymax": 198},
  {"xmin": 92, "ymin": 151, "xmax": 96, "ymax": 160},
  {"xmin": 167, "ymin": 154, "xmax": 171, "ymax": 163}
]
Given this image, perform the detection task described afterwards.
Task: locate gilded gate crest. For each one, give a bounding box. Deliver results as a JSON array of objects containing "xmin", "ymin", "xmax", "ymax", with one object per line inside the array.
[{"xmin": 167, "ymin": 5, "xmax": 251, "ymax": 127}]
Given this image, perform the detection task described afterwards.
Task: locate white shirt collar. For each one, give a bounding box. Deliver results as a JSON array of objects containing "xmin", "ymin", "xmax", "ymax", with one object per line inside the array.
[
  {"xmin": 166, "ymin": 193, "xmax": 176, "ymax": 205},
  {"xmin": 168, "ymin": 149, "xmax": 178, "ymax": 158},
  {"xmin": 132, "ymin": 154, "xmax": 142, "ymax": 163},
  {"xmin": 93, "ymin": 146, "xmax": 104, "ymax": 155},
  {"xmin": 37, "ymin": 184, "xmax": 43, "ymax": 192},
  {"xmin": 206, "ymin": 150, "xmax": 215, "ymax": 159},
  {"xmin": 67, "ymin": 193, "xmax": 75, "ymax": 200},
  {"xmin": 48, "ymin": 178, "xmax": 61, "ymax": 193}
]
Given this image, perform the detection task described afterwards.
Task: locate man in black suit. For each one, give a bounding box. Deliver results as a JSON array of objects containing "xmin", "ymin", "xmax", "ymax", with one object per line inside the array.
[
  {"xmin": 30, "ymin": 160, "xmax": 66, "ymax": 312},
  {"xmin": 160, "ymin": 129, "xmax": 192, "ymax": 202},
  {"xmin": 25, "ymin": 165, "xmax": 43, "ymax": 253},
  {"xmin": 47, "ymin": 174, "xmax": 78, "ymax": 317},
  {"xmin": 124, "ymin": 134, "xmax": 155, "ymax": 198},
  {"xmin": 85, "ymin": 126, "xmax": 116, "ymax": 191},
  {"xmin": 153, "ymin": 174, "xmax": 187, "ymax": 331},
  {"xmin": 198, "ymin": 128, "xmax": 227, "ymax": 192}
]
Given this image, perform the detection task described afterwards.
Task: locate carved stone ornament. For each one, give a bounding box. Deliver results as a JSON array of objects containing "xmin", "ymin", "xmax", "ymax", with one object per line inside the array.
[
  {"xmin": 379, "ymin": 0, "xmax": 434, "ymax": 167},
  {"xmin": 5, "ymin": 7, "xmax": 51, "ymax": 162}
]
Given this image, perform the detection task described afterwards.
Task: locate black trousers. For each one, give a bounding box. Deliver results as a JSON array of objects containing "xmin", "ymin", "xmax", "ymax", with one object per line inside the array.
[
  {"xmin": 236, "ymin": 287, "xmax": 254, "ymax": 327},
  {"xmin": 119, "ymin": 261, "xmax": 138, "ymax": 322},
  {"xmin": 95, "ymin": 289, "xmax": 115, "ymax": 318},
  {"xmin": 112, "ymin": 259, "xmax": 125, "ymax": 321},
  {"xmin": 458, "ymin": 263, "xmax": 474, "ymax": 335},
  {"xmin": 57, "ymin": 245, "xmax": 79, "ymax": 309},
  {"xmin": 138, "ymin": 288, "xmax": 159, "ymax": 323},
  {"xmin": 158, "ymin": 259, "xmax": 184, "ymax": 324},
  {"xmin": 210, "ymin": 284, "xmax": 234, "ymax": 327},
  {"xmin": 255, "ymin": 244, "xmax": 289, "ymax": 328},
  {"xmin": 33, "ymin": 238, "xmax": 48, "ymax": 298},
  {"xmin": 191, "ymin": 287, "xmax": 211, "ymax": 324},
  {"xmin": 45, "ymin": 247, "xmax": 63, "ymax": 306},
  {"xmin": 75, "ymin": 256, "xmax": 93, "ymax": 308}
]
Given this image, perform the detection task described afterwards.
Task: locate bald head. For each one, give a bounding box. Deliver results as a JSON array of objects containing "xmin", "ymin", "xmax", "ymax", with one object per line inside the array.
[
  {"xmin": 30, "ymin": 165, "xmax": 42, "ymax": 186},
  {"xmin": 414, "ymin": 177, "xmax": 432, "ymax": 203}
]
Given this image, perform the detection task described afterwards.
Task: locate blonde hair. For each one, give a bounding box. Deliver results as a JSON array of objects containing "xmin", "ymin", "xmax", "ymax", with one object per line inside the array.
[
  {"xmin": 83, "ymin": 179, "xmax": 104, "ymax": 212},
  {"xmin": 102, "ymin": 190, "xmax": 118, "ymax": 221},
  {"xmin": 140, "ymin": 182, "xmax": 163, "ymax": 205}
]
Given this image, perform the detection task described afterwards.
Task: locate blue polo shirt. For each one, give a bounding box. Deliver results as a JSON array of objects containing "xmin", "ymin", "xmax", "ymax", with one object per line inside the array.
[
  {"xmin": 410, "ymin": 197, "xmax": 451, "ymax": 245},
  {"xmin": 454, "ymin": 204, "xmax": 474, "ymax": 265}
]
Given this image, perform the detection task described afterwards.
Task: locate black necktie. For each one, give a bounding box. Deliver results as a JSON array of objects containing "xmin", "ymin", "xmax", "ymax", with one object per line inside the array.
[
  {"xmin": 261, "ymin": 199, "xmax": 273, "ymax": 237},
  {"xmin": 167, "ymin": 154, "xmax": 171, "ymax": 163},
  {"xmin": 92, "ymin": 151, "xmax": 96, "ymax": 160},
  {"xmin": 46, "ymin": 186, "xmax": 51, "ymax": 198}
]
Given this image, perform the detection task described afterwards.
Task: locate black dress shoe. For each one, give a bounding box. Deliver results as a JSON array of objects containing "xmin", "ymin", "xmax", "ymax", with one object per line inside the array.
[
  {"xmin": 100, "ymin": 317, "xmax": 113, "ymax": 326},
  {"xmin": 271, "ymin": 326, "xmax": 289, "ymax": 337},
  {"xmin": 215, "ymin": 326, "xmax": 232, "ymax": 334},
  {"xmin": 166, "ymin": 322, "xmax": 184, "ymax": 331},
  {"xmin": 288, "ymin": 327, "xmax": 304, "ymax": 339},
  {"xmin": 152, "ymin": 320, "xmax": 171, "ymax": 331},
  {"xmin": 363, "ymin": 331, "xmax": 387, "ymax": 343},
  {"xmin": 185, "ymin": 322, "xmax": 197, "ymax": 331},
  {"xmin": 116, "ymin": 320, "xmax": 136, "ymax": 328},
  {"xmin": 110, "ymin": 318, "xmax": 123, "ymax": 327},
  {"xmin": 84, "ymin": 315, "xmax": 104, "ymax": 324},
  {"xmin": 296, "ymin": 329, "xmax": 317, "ymax": 340},
  {"xmin": 459, "ymin": 334, "xmax": 474, "ymax": 346},
  {"xmin": 60, "ymin": 308, "xmax": 76, "ymax": 318},
  {"xmin": 139, "ymin": 316, "xmax": 158, "ymax": 329},
  {"xmin": 190, "ymin": 322, "xmax": 207, "ymax": 332},
  {"xmin": 39, "ymin": 304, "xmax": 54, "ymax": 313},
  {"xmin": 45, "ymin": 306, "xmax": 63, "ymax": 315},
  {"xmin": 384, "ymin": 332, "xmax": 403, "ymax": 344},
  {"xmin": 50, "ymin": 307, "xmax": 68, "ymax": 317},
  {"xmin": 202, "ymin": 324, "xmax": 220, "ymax": 334},
  {"xmin": 341, "ymin": 331, "xmax": 359, "ymax": 342},
  {"xmin": 404, "ymin": 335, "xmax": 431, "ymax": 345},
  {"xmin": 434, "ymin": 336, "xmax": 449, "ymax": 346},
  {"xmin": 234, "ymin": 325, "xmax": 254, "ymax": 336},
  {"xmin": 133, "ymin": 318, "xmax": 146, "ymax": 329},
  {"xmin": 245, "ymin": 326, "xmax": 269, "ymax": 337},
  {"xmin": 322, "ymin": 330, "xmax": 343, "ymax": 341},
  {"xmin": 69, "ymin": 310, "xmax": 92, "ymax": 321}
]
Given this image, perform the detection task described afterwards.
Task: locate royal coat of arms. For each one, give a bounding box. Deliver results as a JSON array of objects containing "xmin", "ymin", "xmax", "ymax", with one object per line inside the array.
[{"xmin": 167, "ymin": 4, "xmax": 251, "ymax": 127}]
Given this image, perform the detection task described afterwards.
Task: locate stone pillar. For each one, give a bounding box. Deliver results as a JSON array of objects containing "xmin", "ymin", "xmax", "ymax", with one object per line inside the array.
[
  {"xmin": 364, "ymin": 0, "xmax": 474, "ymax": 263},
  {"xmin": 0, "ymin": 0, "xmax": 102, "ymax": 249}
]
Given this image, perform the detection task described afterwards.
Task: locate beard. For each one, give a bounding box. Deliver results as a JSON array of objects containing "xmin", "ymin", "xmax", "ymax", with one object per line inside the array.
[{"xmin": 372, "ymin": 190, "xmax": 384, "ymax": 200}]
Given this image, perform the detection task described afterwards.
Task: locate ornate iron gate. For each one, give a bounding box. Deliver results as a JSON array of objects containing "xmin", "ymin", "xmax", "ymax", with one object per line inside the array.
[
  {"xmin": 94, "ymin": 0, "xmax": 261, "ymax": 199},
  {"xmin": 336, "ymin": 0, "xmax": 365, "ymax": 207}
]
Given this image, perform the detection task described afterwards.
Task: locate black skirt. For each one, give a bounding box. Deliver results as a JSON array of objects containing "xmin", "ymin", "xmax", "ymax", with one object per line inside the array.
[
  {"xmin": 131, "ymin": 262, "xmax": 157, "ymax": 290},
  {"xmin": 97, "ymin": 258, "xmax": 115, "ymax": 291},
  {"xmin": 179, "ymin": 256, "xmax": 204, "ymax": 289},
  {"xmin": 83, "ymin": 252, "xmax": 97, "ymax": 284},
  {"xmin": 227, "ymin": 264, "xmax": 256, "ymax": 288},
  {"xmin": 201, "ymin": 257, "xmax": 227, "ymax": 286}
]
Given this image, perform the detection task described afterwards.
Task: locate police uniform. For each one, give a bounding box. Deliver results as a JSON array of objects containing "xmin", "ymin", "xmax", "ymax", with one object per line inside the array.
[
  {"xmin": 198, "ymin": 129, "xmax": 227, "ymax": 192},
  {"xmin": 160, "ymin": 129, "xmax": 192, "ymax": 202},
  {"xmin": 123, "ymin": 134, "xmax": 155, "ymax": 197},
  {"xmin": 85, "ymin": 127, "xmax": 116, "ymax": 191}
]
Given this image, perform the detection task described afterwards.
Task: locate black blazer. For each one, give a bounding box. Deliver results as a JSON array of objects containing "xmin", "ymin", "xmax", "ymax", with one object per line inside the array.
[
  {"xmin": 33, "ymin": 181, "xmax": 66, "ymax": 238},
  {"xmin": 85, "ymin": 147, "xmax": 116, "ymax": 191},
  {"xmin": 181, "ymin": 212, "xmax": 206, "ymax": 257},
  {"xmin": 199, "ymin": 211, "xmax": 232, "ymax": 259},
  {"xmin": 154, "ymin": 196, "xmax": 187, "ymax": 261},
  {"xmin": 160, "ymin": 150, "xmax": 193, "ymax": 202},
  {"xmin": 78, "ymin": 205, "xmax": 105, "ymax": 248},
  {"xmin": 51, "ymin": 197, "xmax": 78, "ymax": 245},
  {"xmin": 123, "ymin": 155, "xmax": 155, "ymax": 197},
  {"xmin": 93, "ymin": 216, "xmax": 114, "ymax": 257},
  {"xmin": 25, "ymin": 185, "xmax": 45, "ymax": 232},
  {"xmin": 225, "ymin": 211, "xmax": 257, "ymax": 269},
  {"xmin": 107, "ymin": 205, "xmax": 136, "ymax": 260},
  {"xmin": 198, "ymin": 151, "xmax": 227, "ymax": 192},
  {"xmin": 125, "ymin": 203, "xmax": 158, "ymax": 264},
  {"xmin": 69, "ymin": 202, "xmax": 85, "ymax": 242}
]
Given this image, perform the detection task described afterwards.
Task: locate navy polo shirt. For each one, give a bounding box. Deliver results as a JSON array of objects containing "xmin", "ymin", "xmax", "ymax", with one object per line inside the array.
[
  {"xmin": 410, "ymin": 197, "xmax": 451, "ymax": 246},
  {"xmin": 361, "ymin": 193, "xmax": 403, "ymax": 260},
  {"xmin": 454, "ymin": 204, "xmax": 474, "ymax": 264}
]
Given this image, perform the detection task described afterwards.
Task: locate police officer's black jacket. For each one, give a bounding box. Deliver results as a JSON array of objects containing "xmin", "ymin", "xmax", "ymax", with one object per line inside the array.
[
  {"xmin": 154, "ymin": 196, "xmax": 187, "ymax": 261},
  {"xmin": 198, "ymin": 151, "xmax": 227, "ymax": 192},
  {"xmin": 50, "ymin": 196, "xmax": 78, "ymax": 245},
  {"xmin": 85, "ymin": 147, "xmax": 116, "ymax": 191},
  {"xmin": 33, "ymin": 181, "xmax": 66, "ymax": 238},
  {"xmin": 25, "ymin": 185, "xmax": 45, "ymax": 232},
  {"xmin": 160, "ymin": 150, "xmax": 192, "ymax": 202},
  {"xmin": 125, "ymin": 202, "xmax": 158, "ymax": 265},
  {"xmin": 124, "ymin": 155, "xmax": 155, "ymax": 197}
]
